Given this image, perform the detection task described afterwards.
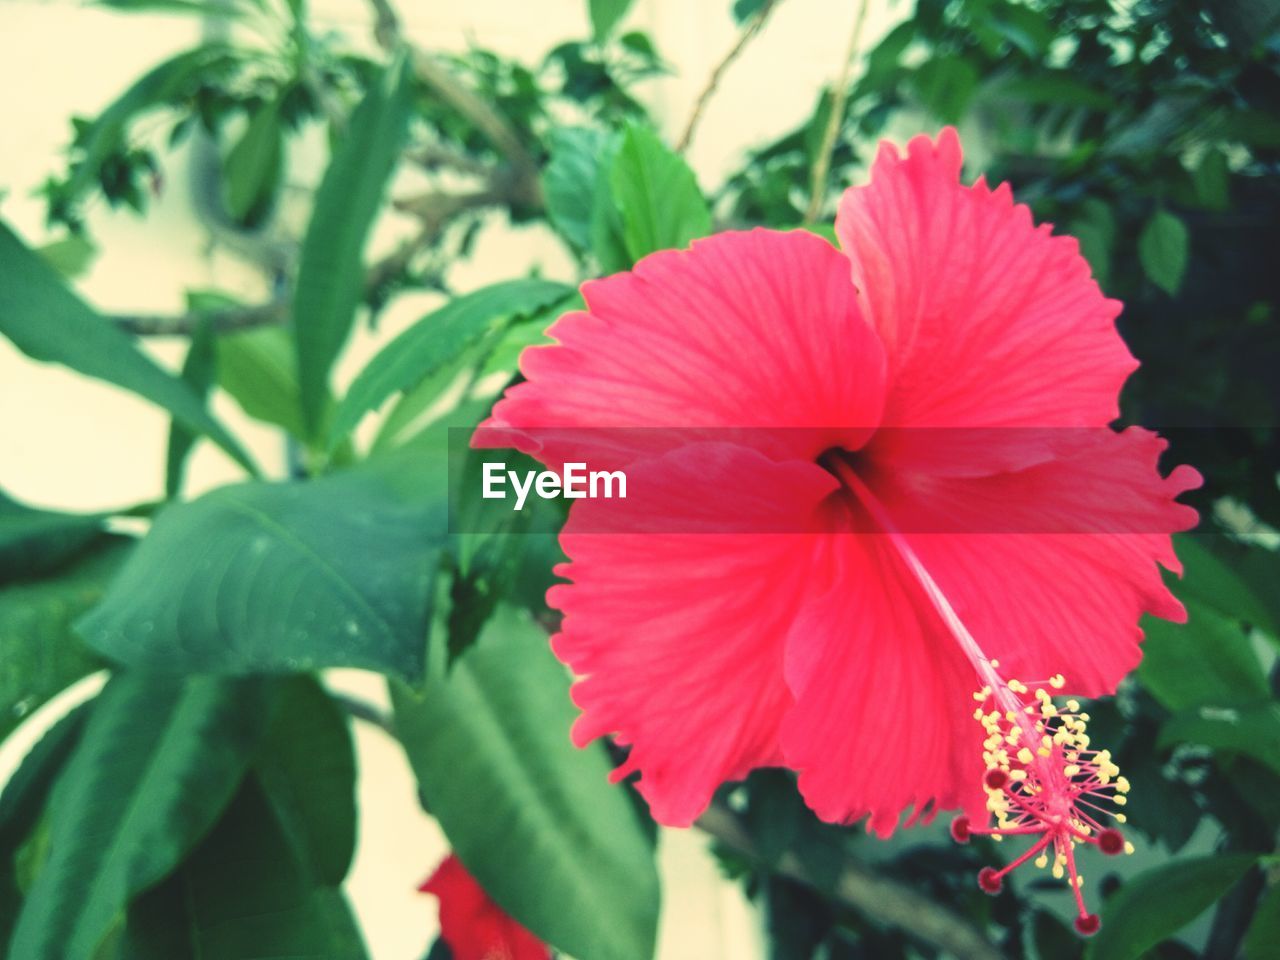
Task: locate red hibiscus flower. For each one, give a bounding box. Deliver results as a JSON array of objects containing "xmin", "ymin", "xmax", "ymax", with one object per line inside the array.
[
  {"xmin": 476, "ymin": 129, "xmax": 1198, "ymax": 931},
  {"xmin": 420, "ymin": 854, "xmax": 550, "ymax": 960}
]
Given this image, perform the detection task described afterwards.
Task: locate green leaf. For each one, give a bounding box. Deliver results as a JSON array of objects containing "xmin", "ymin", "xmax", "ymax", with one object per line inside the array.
[
  {"xmin": 0, "ymin": 490, "xmax": 107, "ymax": 585},
  {"xmin": 912, "ymin": 56, "xmax": 980, "ymax": 123},
  {"xmin": 732, "ymin": 0, "xmax": 770, "ymax": 24},
  {"xmin": 117, "ymin": 775, "xmax": 367, "ymax": 960},
  {"xmin": 328, "ymin": 278, "xmax": 572, "ymax": 451},
  {"xmin": 543, "ymin": 127, "xmax": 614, "ymax": 251},
  {"xmin": 79, "ymin": 463, "xmax": 446, "ymax": 679},
  {"xmin": 392, "ymin": 607, "xmax": 659, "ymax": 960},
  {"xmin": 589, "ymin": 0, "xmax": 633, "ymax": 41},
  {"xmin": 1138, "ymin": 209, "xmax": 1189, "ymax": 296},
  {"xmin": 7, "ymin": 672, "xmax": 273, "ymax": 960},
  {"xmin": 0, "ymin": 704, "xmax": 92, "ymax": 950},
  {"xmin": 35, "ymin": 235, "xmax": 97, "ymax": 279},
  {"xmin": 1243, "ymin": 880, "xmax": 1280, "ymax": 960},
  {"xmin": 608, "ymin": 124, "xmax": 712, "ymax": 264},
  {"xmin": 1192, "ymin": 148, "xmax": 1230, "ymax": 211},
  {"xmin": 222, "ymin": 98, "xmax": 284, "ymax": 226},
  {"xmin": 255, "ymin": 677, "xmax": 357, "ymax": 885},
  {"xmin": 1169, "ymin": 535, "xmax": 1279, "ymax": 639},
  {"xmin": 61, "ymin": 44, "xmax": 242, "ymax": 206},
  {"xmin": 1086, "ymin": 854, "xmax": 1257, "ymax": 960},
  {"xmin": 1158, "ymin": 704, "xmax": 1280, "ymax": 777},
  {"xmin": 0, "ymin": 221, "xmax": 257, "ymax": 475},
  {"xmin": 216, "ymin": 323, "xmax": 306, "ymax": 437},
  {"xmin": 164, "ymin": 317, "xmax": 218, "ymax": 498},
  {"xmin": 1138, "ymin": 604, "xmax": 1269, "ymax": 712},
  {"xmin": 294, "ymin": 52, "xmax": 413, "ymax": 440},
  {"xmin": 0, "ymin": 539, "xmax": 130, "ymax": 741}
]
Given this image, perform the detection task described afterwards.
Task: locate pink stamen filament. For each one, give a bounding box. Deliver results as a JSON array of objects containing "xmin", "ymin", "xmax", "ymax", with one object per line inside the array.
[{"xmin": 828, "ymin": 456, "xmax": 1124, "ymax": 934}]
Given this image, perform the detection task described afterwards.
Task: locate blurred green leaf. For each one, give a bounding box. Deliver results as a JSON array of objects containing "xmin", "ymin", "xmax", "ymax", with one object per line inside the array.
[
  {"xmin": 255, "ymin": 676, "xmax": 357, "ymax": 885},
  {"xmin": 1243, "ymin": 881, "xmax": 1280, "ymax": 960},
  {"xmin": 1159, "ymin": 704, "xmax": 1280, "ymax": 777},
  {"xmin": 1192, "ymin": 149, "xmax": 1230, "ymax": 211},
  {"xmin": 1086, "ymin": 854, "xmax": 1256, "ymax": 960},
  {"xmin": 392, "ymin": 606, "xmax": 660, "ymax": 960},
  {"xmin": 327, "ymin": 278, "xmax": 571, "ymax": 451},
  {"xmin": 0, "ymin": 704, "xmax": 91, "ymax": 949},
  {"xmin": 60, "ymin": 44, "xmax": 242, "ymax": 206},
  {"xmin": 164, "ymin": 317, "xmax": 217, "ymax": 498},
  {"xmin": 543, "ymin": 127, "xmax": 614, "ymax": 251},
  {"xmin": 1138, "ymin": 209, "xmax": 1189, "ymax": 296},
  {"xmin": 35, "ymin": 235, "xmax": 97, "ymax": 279},
  {"xmin": 0, "ymin": 539, "xmax": 129, "ymax": 742},
  {"xmin": 732, "ymin": 0, "xmax": 770, "ymax": 24},
  {"xmin": 294, "ymin": 52, "xmax": 412, "ymax": 441},
  {"xmin": 912, "ymin": 56, "xmax": 980, "ymax": 123},
  {"xmin": 216, "ymin": 323, "xmax": 306, "ymax": 437},
  {"xmin": 1169, "ymin": 536, "xmax": 1279, "ymax": 639},
  {"xmin": 79, "ymin": 464, "xmax": 445, "ymax": 679},
  {"xmin": 0, "ymin": 222, "xmax": 257, "ymax": 474},
  {"xmin": 223, "ymin": 97, "xmax": 284, "ymax": 226},
  {"xmin": 589, "ymin": 0, "xmax": 633, "ymax": 41},
  {"xmin": 0, "ymin": 490, "xmax": 107, "ymax": 586},
  {"xmin": 8, "ymin": 673, "xmax": 272, "ymax": 960},
  {"xmin": 1138, "ymin": 605, "xmax": 1269, "ymax": 712},
  {"xmin": 117, "ymin": 776, "xmax": 367, "ymax": 960},
  {"xmin": 608, "ymin": 123, "xmax": 712, "ymax": 263}
]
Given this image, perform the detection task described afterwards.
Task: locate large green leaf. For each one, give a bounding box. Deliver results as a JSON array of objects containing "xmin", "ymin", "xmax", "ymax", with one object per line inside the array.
[
  {"xmin": 1138, "ymin": 603, "xmax": 1269, "ymax": 712},
  {"xmin": 327, "ymin": 278, "xmax": 572, "ymax": 451},
  {"xmin": 1158, "ymin": 703, "xmax": 1280, "ymax": 777},
  {"xmin": 0, "ymin": 704, "xmax": 92, "ymax": 952},
  {"xmin": 116, "ymin": 776, "xmax": 367, "ymax": 960},
  {"xmin": 79, "ymin": 463, "xmax": 445, "ymax": 679},
  {"xmin": 216, "ymin": 323, "xmax": 306, "ymax": 437},
  {"xmin": 7, "ymin": 673, "xmax": 272, "ymax": 960},
  {"xmin": 1169, "ymin": 535, "xmax": 1279, "ymax": 640},
  {"xmin": 1244, "ymin": 881, "xmax": 1280, "ymax": 960},
  {"xmin": 1086, "ymin": 854, "xmax": 1256, "ymax": 960},
  {"xmin": 255, "ymin": 676, "xmax": 357, "ymax": 885},
  {"xmin": 0, "ymin": 222, "xmax": 256, "ymax": 474},
  {"xmin": 608, "ymin": 124, "xmax": 712, "ymax": 264},
  {"xmin": 392, "ymin": 607, "xmax": 660, "ymax": 960},
  {"xmin": 0, "ymin": 490, "xmax": 106, "ymax": 585},
  {"xmin": 0, "ymin": 538, "xmax": 130, "ymax": 742},
  {"xmin": 294, "ymin": 52, "xmax": 413, "ymax": 440},
  {"xmin": 543, "ymin": 127, "xmax": 614, "ymax": 252}
]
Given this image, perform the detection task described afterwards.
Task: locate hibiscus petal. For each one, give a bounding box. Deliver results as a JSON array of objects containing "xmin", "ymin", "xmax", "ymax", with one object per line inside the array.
[
  {"xmin": 835, "ymin": 127, "xmax": 1134, "ymax": 429},
  {"xmin": 780, "ymin": 533, "xmax": 984, "ymax": 836},
  {"xmin": 550, "ymin": 444, "xmax": 837, "ymax": 825},
  {"xmin": 482, "ymin": 228, "xmax": 887, "ymax": 470},
  {"xmin": 861, "ymin": 428, "xmax": 1201, "ymax": 695}
]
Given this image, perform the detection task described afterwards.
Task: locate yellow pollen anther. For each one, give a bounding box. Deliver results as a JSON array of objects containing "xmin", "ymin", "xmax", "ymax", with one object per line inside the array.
[
  {"xmin": 1008, "ymin": 679, "xmax": 1028, "ymax": 694},
  {"xmin": 1124, "ymin": 841, "xmax": 1135, "ymax": 855},
  {"xmin": 1049, "ymin": 674, "xmax": 1066, "ymax": 689},
  {"xmin": 1063, "ymin": 764, "xmax": 1080, "ymax": 777},
  {"xmin": 1037, "ymin": 747, "xmax": 1052, "ymax": 758},
  {"xmin": 1017, "ymin": 748, "xmax": 1034, "ymax": 764},
  {"xmin": 1066, "ymin": 699, "xmax": 1081, "ymax": 712},
  {"xmin": 1116, "ymin": 776, "xmax": 1131, "ymax": 793},
  {"xmin": 1034, "ymin": 854, "xmax": 1048, "ymax": 869},
  {"xmin": 1113, "ymin": 795, "xmax": 1127, "ymax": 806},
  {"xmin": 1115, "ymin": 813, "xmax": 1127, "ymax": 824}
]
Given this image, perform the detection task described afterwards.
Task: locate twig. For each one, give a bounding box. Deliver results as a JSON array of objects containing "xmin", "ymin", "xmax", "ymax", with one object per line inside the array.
[
  {"xmin": 803, "ymin": 0, "xmax": 871, "ymax": 223},
  {"xmin": 696, "ymin": 803, "xmax": 1003, "ymax": 960},
  {"xmin": 367, "ymin": 0, "xmax": 540, "ymax": 206},
  {"xmin": 677, "ymin": 0, "xmax": 784, "ymax": 153},
  {"xmin": 111, "ymin": 298, "xmax": 289, "ymax": 337}
]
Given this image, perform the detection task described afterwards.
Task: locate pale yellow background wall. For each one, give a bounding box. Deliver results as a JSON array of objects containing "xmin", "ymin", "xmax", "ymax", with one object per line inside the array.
[{"xmin": 0, "ymin": 2, "xmax": 900, "ymax": 956}]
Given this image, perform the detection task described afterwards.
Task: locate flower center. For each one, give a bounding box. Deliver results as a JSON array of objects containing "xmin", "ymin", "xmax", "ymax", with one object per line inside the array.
[{"xmin": 824, "ymin": 454, "xmax": 1132, "ymax": 936}]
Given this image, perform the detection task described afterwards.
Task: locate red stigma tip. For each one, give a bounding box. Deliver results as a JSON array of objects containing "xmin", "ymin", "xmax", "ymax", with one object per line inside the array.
[
  {"xmin": 950, "ymin": 815, "xmax": 971, "ymax": 844},
  {"xmin": 1097, "ymin": 828, "xmax": 1124, "ymax": 856},
  {"xmin": 1074, "ymin": 914, "xmax": 1101, "ymax": 936},
  {"xmin": 977, "ymin": 867, "xmax": 1003, "ymax": 894},
  {"xmin": 983, "ymin": 768, "xmax": 1009, "ymax": 790}
]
